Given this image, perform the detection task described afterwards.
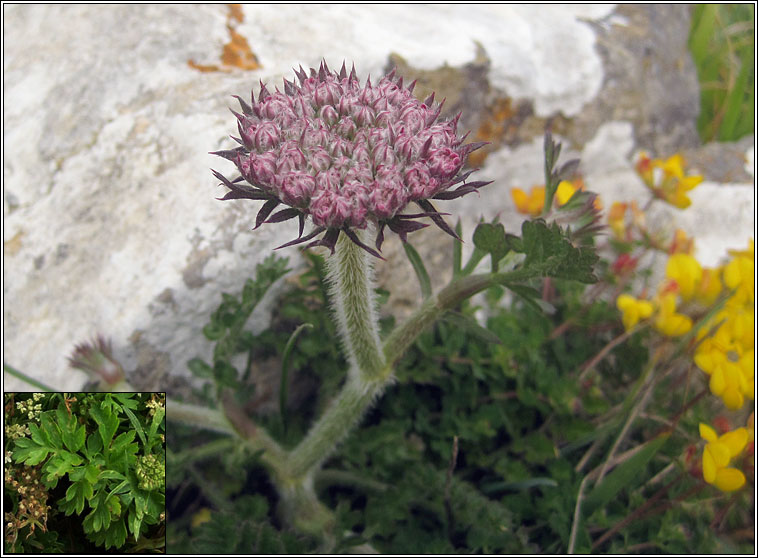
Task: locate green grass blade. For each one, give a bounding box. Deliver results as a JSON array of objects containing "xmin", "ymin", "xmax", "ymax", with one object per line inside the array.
[
  {"xmin": 403, "ymin": 242, "xmax": 432, "ymax": 299},
  {"xmin": 4, "ymin": 363, "xmax": 57, "ymax": 392},
  {"xmin": 584, "ymin": 433, "xmax": 669, "ymax": 515}
]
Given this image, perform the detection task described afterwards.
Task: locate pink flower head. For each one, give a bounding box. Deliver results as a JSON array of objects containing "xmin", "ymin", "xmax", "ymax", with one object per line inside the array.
[{"xmin": 212, "ymin": 60, "xmax": 490, "ymax": 257}]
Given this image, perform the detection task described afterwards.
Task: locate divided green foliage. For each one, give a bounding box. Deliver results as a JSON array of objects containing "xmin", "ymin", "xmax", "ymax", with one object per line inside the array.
[
  {"xmin": 518, "ymin": 219, "xmax": 598, "ymax": 283},
  {"xmin": 168, "ymin": 129, "xmax": 749, "ymax": 553},
  {"xmin": 187, "ymin": 496, "xmax": 312, "ymax": 554},
  {"xmin": 186, "ymin": 251, "xmax": 350, "ymax": 442},
  {"xmin": 191, "ymin": 253, "xmax": 292, "ymax": 402},
  {"xmin": 4, "ymin": 393, "xmax": 165, "ymax": 553},
  {"xmin": 472, "ymin": 221, "xmax": 510, "ymax": 272},
  {"xmin": 169, "ymin": 230, "xmax": 752, "ymax": 553}
]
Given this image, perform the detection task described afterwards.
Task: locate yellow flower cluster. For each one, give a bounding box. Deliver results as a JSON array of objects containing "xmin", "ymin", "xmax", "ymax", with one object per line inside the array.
[
  {"xmin": 511, "ymin": 180, "xmax": 580, "ymax": 217},
  {"xmin": 699, "ymin": 422, "xmax": 751, "ymax": 491},
  {"xmin": 694, "ymin": 240, "xmax": 755, "ymax": 410},
  {"xmin": 615, "ymin": 253, "xmax": 702, "ymax": 336},
  {"xmin": 635, "ymin": 152, "xmax": 703, "ymax": 209}
]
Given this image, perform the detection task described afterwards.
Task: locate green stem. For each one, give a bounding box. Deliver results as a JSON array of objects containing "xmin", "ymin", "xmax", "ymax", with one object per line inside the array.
[
  {"xmin": 166, "ymin": 399, "xmax": 236, "ymax": 436},
  {"xmin": 167, "ymin": 251, "xmax": 545, "ymax": 542},
  {"xmin": 326, "ymin": 230, "xmax": 385, "ymax": 381},
  {"xmin": 285, "ymin": 374, "xmax": 385, "ymax": 480},
  {"xmin": 383, "ymin": 270, "xmax": 529, "ymax": 370},
  {"xmin": 167, "ymin": 438, "xmax": 238, "ymax": 466},
  {"xmin": 3, "ymin": 363, "xmax": 57, "ymax": 392},
  {"xmin": 167, "ymin": 397, "xmax": 287, "ymax": 472}
]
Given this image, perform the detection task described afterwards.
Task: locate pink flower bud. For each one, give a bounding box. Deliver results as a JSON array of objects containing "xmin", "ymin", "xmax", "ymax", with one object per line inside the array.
[
  {"xmin": 253, "ymin": 121, "xmax": 281, "ymax": 151},
  {"xmin": 319, "ymin": 104, "xmax": 339, "ymax": 126},
  {"xmin": 215, "ymin": 61, "xmax": 489, "ymax": 256},
  {"xmin": 245, "ymin": 152, "xmax": 278, "ymax": 185},
  {"xmin": 308, "ymin": 146, "xmax": 333, "ymax": 173},
  {"xmin": 276, "ymin": 144, "xmax": 307, "ymax": 174},
  {"xmin": 279, "ymin": 171, "xmax": 316, "ymax": 206},
  {"xmin": 427, "ymin": 147, "xmax": 462, "ymax": 179}
]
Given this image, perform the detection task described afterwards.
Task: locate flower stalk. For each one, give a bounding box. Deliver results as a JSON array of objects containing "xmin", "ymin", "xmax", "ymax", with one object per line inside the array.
[{"xmin": 326, "ymin": 229, "xmax": 385, "ymax": 381}]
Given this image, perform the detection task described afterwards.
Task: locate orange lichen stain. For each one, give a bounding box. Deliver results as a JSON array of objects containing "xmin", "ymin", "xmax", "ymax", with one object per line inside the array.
[
  {"xmin": 5, "ymin": 230, "xmax": 25, "ymax": 256},
  {"xmin": 188, "ymin": 4, "xmax": 261, "ymax": 73},
  {"xmin": 221, "ymin": 27, "xmax": 260, "ymax": 70},
  {"xmin": 468, "ymin": 98, "xmax": 516, "ymax": 167},
  {"xmin": 228, "ymin": 3, "xmax": 244, "ymax": 24}
]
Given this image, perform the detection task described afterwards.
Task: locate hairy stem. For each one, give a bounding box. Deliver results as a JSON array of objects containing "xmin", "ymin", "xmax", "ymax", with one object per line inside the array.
[
  {"xmin": 285, "ymin": 374, "xmax": 385, "ymax": 480},
  {"xmin": 326, "ymin": 230, "xmax": 385, "ymax": 381},
  {"xmin": 166, "ymin": 398, "xmax": 286, "ymax": 470}
]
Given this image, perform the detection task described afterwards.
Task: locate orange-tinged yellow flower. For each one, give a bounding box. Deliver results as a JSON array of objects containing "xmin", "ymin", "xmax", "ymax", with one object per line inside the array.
[
  {"xmin": 660, "ymin": 153, "xmax": 686, "ymax": 179},
  {"xmin": 693, "ymin": 266, "xmax": 722, "ymax": 306},
  {"xmin": 665, "ymin": 253, "xmax": 702, "ymax": 300},
  {"xmin": 635, "ymin": 152, "xmax": 703, "ymax": 209},
  {"xmin": 699, "ymin": 423, "xmax": 748, "ymax": 491},
  {"xmin": 511, "ymin": 186, "xmax": 545, "ymax": 216},
  {"xmin": 511, "ymin": 180, "xmax": 591, "ymax": 217},
  {"xmin": 607, "ymin": 200, "xmax": 645, "ymax": 240},
  {"xmin": 608, "ymin": 201, "xmax": 628, "ymax": 238},
  {"xmin": 668, "ymin": 228, "xmax": 695, "ymax": 255},
  {"xmin": 654, "ymin": 293, "xmax": 692, "ymax": 336},
  {"xmin": 635, "ymin": 151, "xmax": 654, "ymax": 184},
  {"xmin": 616, "ymin": 294, "xmax": 654, "ymax": 331}
]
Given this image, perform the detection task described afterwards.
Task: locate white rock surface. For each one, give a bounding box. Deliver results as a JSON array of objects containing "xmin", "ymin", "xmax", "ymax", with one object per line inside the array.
[{"xmin": 2, "ymin": 5, "xmax": 753, "ymax": 392}]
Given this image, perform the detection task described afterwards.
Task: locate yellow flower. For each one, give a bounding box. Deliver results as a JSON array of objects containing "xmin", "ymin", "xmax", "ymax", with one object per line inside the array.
[
  {"xmin": 699, "ymin": 423, "xmax": 748, "ymax": 491},
  {"xmin": 694, "ymin": 335, "xmax": 731, "ymax": 375},
  {"xmin": 693, "ymin": 266, "xmax": 722, "ymax": 306},
  {"xmin": 709, "ymin": 360, "xmax": 748, "ymax": 410},
  {"xmin": 654, "ymin": 293, "xmax": 692, "ymax": 337},
  {"xmin": 724, "ymin": 253, "xmax": 755, "ymax": 305},
  {"xmin": 607, "ymin": 200, "xmax": 645, "ymax": 240},
  {"xmin": 636, "ymin": 152, "xmax": 703, "ymax": 209},
  {"xmin": 555, "ymin": 180, "xmax": 578, "ymax": 205},
  {"xmin": 511, "ymin": 186, "xmax": 545, "ymax": 216},
  {"xmin": 665, "ymin": 253, "xmax": 703, "ymax": 300},
  {"xmin": 728, "ymin": 238, "xmax": 754, "ymax": 260},
  {"xmin": 616, "ymin": 294, "xmax": 654, "ymax": 331},
  {"xmin": 668, "ymin": 228, "xmax": 695, "ymax": 255},
  {"xmin": 607, "ymin": 202, "xmax": 628, "ymax": 239},
  {"xmin": 512, "ymin": 181, "xmax": 588, "ymax": 217}
]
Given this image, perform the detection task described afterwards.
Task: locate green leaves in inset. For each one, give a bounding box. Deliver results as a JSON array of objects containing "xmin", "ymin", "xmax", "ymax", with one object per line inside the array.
[
  {"xmin": 60, "ymin": 476, "xmax": 95, "ymax": 515},
  {"xmin": 42, "ymin": 450, "xmax": 83, "ymax": 487},
  {"xmin": 12, "ymin": 415, "xmax": 61, "ymax": 465},
  {"xmin": 121, "ymin": 405, "xmax": 147, "ymax": 449},
  {"xmin": 83, "ymin": 490, "xmax": 120, "ymax": 533},
  {"xmin": 90, "ymin": 401, "xmax": 120, "ymax": 450},
  {"xmin": 56, "ymin": 405, "xmax": 86, "ymax": 453},
  {"xmin": 87, "ymin": 517, "xmax": 128, "ymax": 550}
]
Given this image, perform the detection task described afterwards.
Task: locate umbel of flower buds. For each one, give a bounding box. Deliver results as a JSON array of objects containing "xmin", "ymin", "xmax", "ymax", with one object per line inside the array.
[
  {"xmin": 212, "ymin": 60, "xmax": 490, "ymax": 257},
  {"xmin": 135, "ymin": 454, "xmax": 165, "ymax": 492}
]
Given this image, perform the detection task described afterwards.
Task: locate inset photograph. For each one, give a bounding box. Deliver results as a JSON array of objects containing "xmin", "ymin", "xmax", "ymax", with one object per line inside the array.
[{"xmin": 3, "ymin": 392, "xmax": 165, "ymax": 553}]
